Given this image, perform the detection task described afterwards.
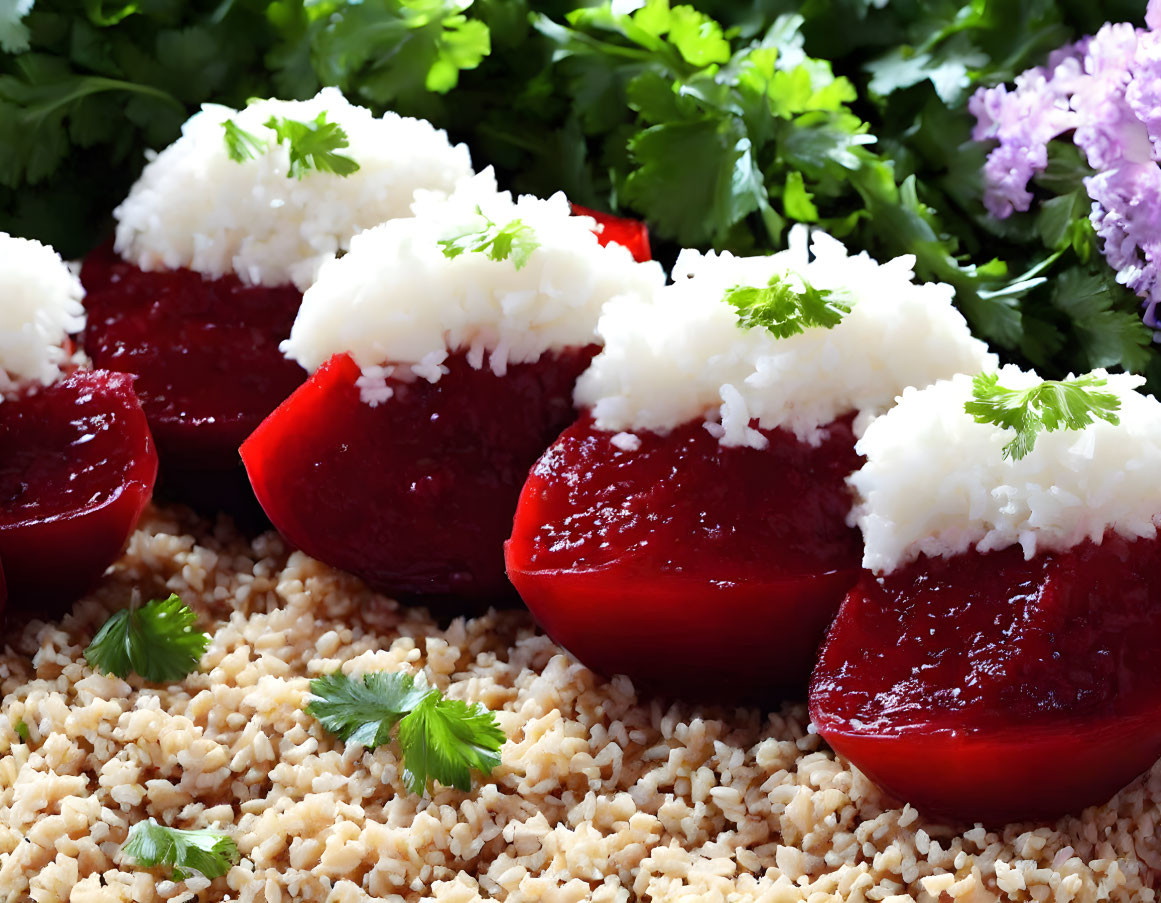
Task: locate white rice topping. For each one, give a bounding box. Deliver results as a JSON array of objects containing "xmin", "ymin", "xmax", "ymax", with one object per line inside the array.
[
  {"xmin": 282, "ymin": 172, "xmax": 665, "ymax": 391},
  {"xmin": 851, "ymin": 366, "xmax": 1161, "ymax": 574},
  {"xmin": 0, "ymin": 233, "xmax": 85, "ymax": 395},
  {"xmin": 575, "ymin": 226, "xmax": 996, "ymax": 448},
  {"xmin": 113, "ymin": 88, "xmax": 474, "ymax": 290}
]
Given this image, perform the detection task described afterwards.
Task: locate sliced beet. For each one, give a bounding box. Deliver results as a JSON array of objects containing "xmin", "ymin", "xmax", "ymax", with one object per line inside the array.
[
  {"xmin": 505, "ymin": 415, "xmax": 862, "ymax": 701},
  {"xmin": 80, "ymin": 244, "xmax": 307, "ymax": 471},
  {"xmin": 809, "ymin": 535, "xmax": 1161, "ymax": 824},
  {"xmin": 571, "ymin": 204, "xmax": 652, "ymax": 262},
  {"xmin": 0, "ymin": 370, "xmax": 157, "ymax": 608},
  {"xmin": 241, "ymin": 348, "xmax": 597, "ymax": 604}
]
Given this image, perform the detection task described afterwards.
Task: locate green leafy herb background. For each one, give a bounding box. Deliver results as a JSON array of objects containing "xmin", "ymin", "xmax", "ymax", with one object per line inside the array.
[{"xmin": 0, "ymin": 0, "xmax": 1153, "ymax": 388}]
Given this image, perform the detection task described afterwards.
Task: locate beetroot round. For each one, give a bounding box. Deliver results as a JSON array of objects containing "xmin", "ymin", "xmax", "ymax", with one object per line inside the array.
[
  {"xmin": 571, "ymin": 205, "xmax": 652, "ymax": 262},
  {"xmin": 241, "ymin": 348, "xmax": 596, "ymax": 604},
  {"xmin": 809, "ymin": 535, "xmax": 1161, "ymax": 824},
  {"xmin": 80, "ymin": 244, "xmax": 307, "ymax": 471},
  {"xmin": 505, "ymin": 415, "xmax": 862, "ymax": 701},
  {"xmin": 0, "ymin": 370, "xmax": 157, "ymax": 608}
]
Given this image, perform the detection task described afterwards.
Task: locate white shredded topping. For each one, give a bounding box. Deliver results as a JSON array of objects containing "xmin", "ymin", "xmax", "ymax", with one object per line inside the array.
[
  {"xmin": 575, "ymin": 226, "xmax": 996, "ymax": 447},
  {"xmin": 114, "ymin": 88, "xmax": 474, "ymax": 290},
  {"xmin": 851, "ymin": 366, "xmax": 1161, "ymax": 574},
  {"xmin": 283, "ymin": 171, "xmax": 665, "ymax": 391},
  {"xmin": 0, "ymin": 233, "xmax": 85, "ymax": 395}
]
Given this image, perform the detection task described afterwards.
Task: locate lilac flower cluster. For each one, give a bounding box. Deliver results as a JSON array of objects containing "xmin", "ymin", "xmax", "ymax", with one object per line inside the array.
[{"xmin": 970, "ymin": 1, "xmax": 1161, "ymax": 329}]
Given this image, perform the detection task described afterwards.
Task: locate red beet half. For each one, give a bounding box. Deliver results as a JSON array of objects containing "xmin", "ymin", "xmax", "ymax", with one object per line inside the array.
[
  {"xmin": 0, "ymin": 370, "xmax": 158, "ymax": 607},
  {"xmin": 571, "ymin": 205, "xmax": 652, "ymax": 263},
  {"xmin": 809, "ymin": 534, "xmax": 1161, "ymax": 824},
  {"xmin": 241, "ymin": 348, "xmax": 597, "ymax": 604},
  {"xmin": 505, "ymin": 415, "xmax": 863, "ymax": 701},
  {"xmin": 80, "ymin": 245, "xmax": 307, "ymax": 471}
]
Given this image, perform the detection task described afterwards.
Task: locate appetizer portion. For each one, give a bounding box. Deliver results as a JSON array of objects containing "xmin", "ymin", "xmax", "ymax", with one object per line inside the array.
[
  {"xmin": 506, "ymin": 229, "xmax": 995, "ymax": 699},
  {"xmin": 81, "ymin": 89, "xmax": 475, "ymax": 490},
  {"xmin": 242, "ymin": 180, "xmax": 664, "ymax": 603},
  {"xmin": 0, "ymin": 234, "xmax": 157, "ymax": 609},
  {"xmin": 811, "ymin": 367, "xmax": 1161, "ymax": 823}
]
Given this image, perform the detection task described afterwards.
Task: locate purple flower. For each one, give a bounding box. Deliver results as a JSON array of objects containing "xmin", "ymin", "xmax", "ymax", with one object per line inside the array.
[{"xmin": 972, "ymin": 10, "xmax": 1161, "ymax": 334}]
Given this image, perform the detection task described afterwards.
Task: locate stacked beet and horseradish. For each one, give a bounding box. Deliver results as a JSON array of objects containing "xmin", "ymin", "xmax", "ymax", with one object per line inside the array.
[
  {"xmin": 0, "ymin": 233, "xmax": 157, "ymax": 614},
  {"xmin": 506, "ymin": 227, "xmax": 995, "ymax": 699},
  {"xmin": 82, "ymin": 89, "xmax": 476, "ymax": 511},
  {"xmin": 811, "ymin": 366, "xmax": 1161, "ymax": 823},
  {"xmin": 242, "ymin": 174, "xmax": 665, "ymax": 603}
]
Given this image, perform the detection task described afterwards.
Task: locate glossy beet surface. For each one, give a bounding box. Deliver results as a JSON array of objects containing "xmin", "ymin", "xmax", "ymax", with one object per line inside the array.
[
  {"xmin": 0, "ymin": 370, "xmax": 157, "ymax": 607},
  {"xmin": 571, "ymin": 205, "xmax": 652, "ymax": 262},
  {"xmin": 81, "ymin": 244, "xmax": 307, "ymax": 470},
  {"xmin": 242, "ymin": 348, "xmax": 597, "ymax": 604},
  {"xmin": 810, "ymin": 535, "xmax": 1161, "ymax": 823},
  {"xmin": 506, "ymin": 415, "xmax": 863, "ymax": 701}
]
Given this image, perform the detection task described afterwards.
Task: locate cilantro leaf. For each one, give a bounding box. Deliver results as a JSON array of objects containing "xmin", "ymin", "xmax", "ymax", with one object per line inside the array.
[
  {"xmin": 964, "ymin": 371, "xmax": 1123, "ymax": 461},
  {"xmin": 14, "ymin": 720, "xmax": 30, "ymax": 744},
  {"xmin": 304, "ymin": 671, "xmax": 431, "ymax": 749},
  {"xmin": 84, "ymin": 595, "xmax": 211, "ymax": 683},
  {"xmin": 121, "ymin": 819, "xmax": 238, "ymax": 881},
  {"xmin": 397, "ymin": 692, "xmax": 505, "ymax": 795},
  {"xmin": 222, "ymin": 118, "xmax": 267, "ymax": 162},
  {"xmin": 439, "ymin": 208, "xmax": 540, "ymax": 269},
  {"xmin": 264, "ymin": 112, "xmax": 360, "ymax": 179},
  {"xmin": 725, "ymin": 273, "xmax": 850, "ymax": 339},
  {"xmin": 307, "ymin": 670, "xmax": 505, "ymax": 795},
  {"xmin": 0, "ymin": 0, "xmax": 33, "ymax": 54}
]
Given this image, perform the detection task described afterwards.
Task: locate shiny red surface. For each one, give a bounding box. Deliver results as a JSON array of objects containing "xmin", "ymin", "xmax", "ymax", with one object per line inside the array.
[
  {"xmin": 571, "ymin": 205, "xmax": 652, "ymax": 262},
  {"xmin": 506, "ymin": 415, "xmax": 863, "ymax": 700},
  {"xmin": 0, "ymin": 370, "xmax": 157, "ymax": 608},
  {"xmin": 810, "ymin": 535, "xmax": 1161, "ymax": 823},
  {"xmin": 242, "ymin": 348, "xmax": 596, "ymax": 604},
  {"xmin": 80, "ymin": 244, "xmax": 307, "ymax": 470}
]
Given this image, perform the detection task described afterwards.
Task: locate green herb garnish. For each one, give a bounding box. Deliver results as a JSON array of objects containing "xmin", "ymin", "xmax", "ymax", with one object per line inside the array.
[
  {"xmin": 306, "ymin": 671, "xmax": 505, "ymax": 795},
  {"xmin": 264, "ymin": 112, "xmax": 360, "ymax": 179},
  {"xmin": 14, "ymin": 720, "xmax": 30, "ymax": 744},
  {"xmin": 439, "ymin": 208, "xmax": 540, "ymax": 269},
  {"xmin": 965, "ymin": 371, "xmax": 1122, "ymax": 461},
  {"xmin": 222, "ymin": 119, "xmax": 267, "ymax": 163},
  {"xmin": 83, "ymin": 594, "xmax": 211, "ymax": 683},
  {"xmin": 724, "ymin": 273, "xmax": 850, "ymax": 339},
  {"xmin": 121, "ymin": 819, "xmax": 238, "ymax": 881}
]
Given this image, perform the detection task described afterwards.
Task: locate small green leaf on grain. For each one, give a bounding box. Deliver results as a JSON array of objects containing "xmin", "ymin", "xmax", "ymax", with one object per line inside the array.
[
  {"xmin": 307, "ymin": 671, "xmax": 505, "ymax": 795},
  {"xmin": 264, "ymin": 112, "xmax": 360, "ymax": 178},
  {"xmin": 121, "ymin": 819, "xmax": 238, "ymax": 881},
  {"xmin": 84, "ymin": 594, "xmax": 211, "ymax": 683},
  {"xmin": 965, "ymin": 372, "xmax": 1122, "ymax": 461},
  {"xmin": 14, "ymin": 720, "xmax": 30, "ymax": 744},
  {"xmin": 439, "ymin": 208, "xmax": 541, "ymax": 269},
  {"xmin": 222, "ymin": 119, "xmax": 267, "ymax": 163},
  {"xmin": 724, "ymin": 273, "xmax": 850, "ymax": 339},
  {"xmin": 397, "ymin": 690, "xmax": 506, "ymax": 795}
]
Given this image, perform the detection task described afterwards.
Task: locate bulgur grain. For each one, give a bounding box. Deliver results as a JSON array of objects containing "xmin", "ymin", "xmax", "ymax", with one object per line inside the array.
[{"xmin": 1, "ymin": 506, "xmax": 1158, "ymax": 902}]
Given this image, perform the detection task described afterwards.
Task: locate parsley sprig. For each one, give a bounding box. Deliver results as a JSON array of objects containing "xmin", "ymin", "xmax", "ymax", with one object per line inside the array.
[
  {"xmin": 965, "ymin": 371, "xmax": 1122, "ymax": 461},
  {"xmin": 220, "ymin": 112, "xmax": 360, "ymax": 178},
  {"xmin": 725, "ymin": 273, "xmax": 850, "ymax": 339},
  {"xmin": 121, "ymin": 819, "xmax": 238, "ymax": 881},
  {"xmin": 265, "ymin": 112, "xmax": 360, "ymax": 178},
  {"xmin": 222, "ymin": 120, "xmax": 267, "ymax": 163},
  {"xmin": 306, "ymin": 671, "xmax": 505, "ymax": 795},
  {"xmin": 84, "ymin": 595, "xmax": 211, "ymax": 683},
  {"xmin": 439, "ymin": 208, "xmax": 540, "ymax": 269}
]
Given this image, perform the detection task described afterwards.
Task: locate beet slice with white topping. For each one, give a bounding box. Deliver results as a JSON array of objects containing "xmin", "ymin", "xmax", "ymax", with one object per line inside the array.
[
  {"xmin": 242, "ymin": 348, "xmax": 596, "ymax": 604},
  {"xmin": 0, "ymin": 369, "xmax": 157, "ymax": 608},
  {"xmin": 506, "ymin": 414, "xmax": 863, "ymax": 701},
  {"xmin": 809, "ymin": 534, "xmax": 1161, "ymax": 823}
]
